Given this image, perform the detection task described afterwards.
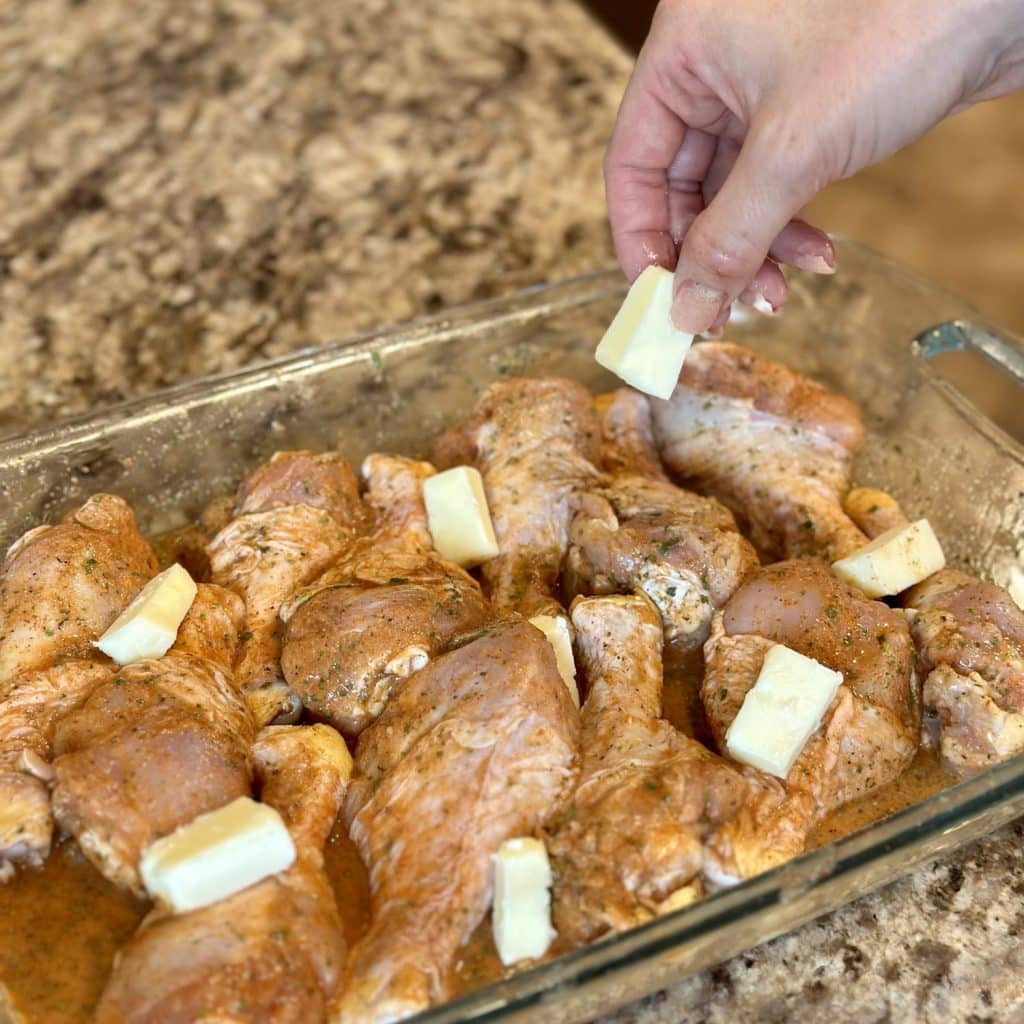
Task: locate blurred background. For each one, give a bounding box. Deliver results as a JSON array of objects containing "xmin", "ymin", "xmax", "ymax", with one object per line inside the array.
[{"xmin": 587, "ymin": 0, "xmax": 1024, "ymax": 333}]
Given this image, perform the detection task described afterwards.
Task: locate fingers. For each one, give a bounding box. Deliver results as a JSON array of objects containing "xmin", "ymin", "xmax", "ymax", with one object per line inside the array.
[
  {"xmin": 670, "ymin": 125, "xmax": 822, "ymax": 333},
  {"xmin": 604, "ymin": 30, "xmax": 730, "ymax": 282},
  {"xmin": 666, "ymin": 128, "xmax": 718, "ymax": 246},
  {"xmin": 738, "ymin": 260, "xmax": 788, "ymax": 315},
  {"xmin": 768, "ymin": 220, "xmax": 835, "ymax": 275},
  {"xmin": 604, "ymin": 62, "xmax": 688, "ymax": 280}
]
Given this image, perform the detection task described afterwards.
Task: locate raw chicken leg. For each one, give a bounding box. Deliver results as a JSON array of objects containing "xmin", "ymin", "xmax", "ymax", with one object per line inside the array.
[
  {"xmin": 335, "ymin": 618, "xmax": 579, "ymax": 1022},
  {"xmin": 281, "ymin": 455, "xmax": 487, "ymax": 734},
  {"xmin": 906, "ymin": 569, "xmax": 1024, "ymax": 769},
  {"xmin": 702, "ymin": 560, "xmax": 918, "ymax": 818},
  {"xmin": 51, "ymin": 584, "xmax": 255, "ymax": 893},
  {"xmin": 208, "ymin": 451, "xmax": 365, "ymax": 725},
  {"xmin": 0, "ymin": 494, "xmax": 157, "ymax": 876},
  {"xmin": 652, "ymin": 342, "xmax": 868, "ymax": 562},
  {"xmin": 96, "ymin": 723, "xmax": 351, "ymax": 1023},
  {"xmin": 568, "ymin": 390, "xmax": 758, "ymax": 647},
  {"xmin": 432, "ymin": 378, "xmax": 602, "ymax": 618},
  {"xmin": 548, "ymin": 595, "xmax": 801, "ymax": 943}
]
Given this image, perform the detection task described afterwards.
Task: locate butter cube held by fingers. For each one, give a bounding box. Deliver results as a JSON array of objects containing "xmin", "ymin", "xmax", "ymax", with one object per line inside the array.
[
  {"xmin": 95, "ymin": 563, "xmax": 198, "ymax": 665},
  {"xmin": 424, "ymin": 466, "xmax": 500, "ymax": 568},
  {"xmin": 594, "ymin": 265, "xmax": 695, "ymax": 400},
  {"xmin": 140, "ymin": 796, "xmax": 296, "ymax": 913},
  {"xmin": 492, "ymin": 837, "xmax": 556, "ymax": 966},
  {"xmin": 831, "ymin": 519, "xmax": 945, "ymax": 598},
  {"xmin": 725, "ymin": 644, "xmax": 844, "ymax": 779}
]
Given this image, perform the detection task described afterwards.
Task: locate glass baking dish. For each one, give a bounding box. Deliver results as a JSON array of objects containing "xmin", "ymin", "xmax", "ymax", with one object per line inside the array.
[{"xmin": 1, "ymin": 239, "xmax": 1022, "ymax": 1024}]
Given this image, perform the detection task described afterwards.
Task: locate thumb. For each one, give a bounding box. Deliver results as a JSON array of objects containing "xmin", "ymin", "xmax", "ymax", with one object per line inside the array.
[{"xmin": 671, "ymin": 126, "xmax": 821, "ymax": 333}]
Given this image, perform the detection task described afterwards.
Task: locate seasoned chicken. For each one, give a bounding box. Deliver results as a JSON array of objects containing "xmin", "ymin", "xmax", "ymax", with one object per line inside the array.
[
  {"xmin": 51, "ymin": 584, "xmax": 255, "ymax": 893},
  {"xmin": 432, "ymin": 378, "xmax": 603, "ymax": 618},
  {"xmin": 208, "ymin": 451, "xmax": 365, "ymax": 725},
  {"xmin": 0, "ymin": 493, "xmax": 157, "ymax": 682},
  {"xmin": 0, "ymin": 494, "xmax": 157, "ymax": 876},
  {"xmin": 595, "ymin": 387, "xmax": 670, "ymax": 481},
  {"xmin": 703, "ymin": 560, "xmax": 918, "ymax": 818},
  {"xmin": 651, "ymin": 342, "xmax": 868, "ymax": 562},
  {"xmin": 0, "ymin": 662, "xmax": 110, "ymax": 876},
  {"xmin": 96, "ymin": 724, "xmax": 351, "ymax": 1023},
  {"xmin": 548, "ymin": 595, "xmax": 802, "ymax": 943},
  {"xmin": 280, "ymin": 455, "xmax": 488, "ymax": 734},
  {"xmin": 336, "ymin": 619, "xmax": 579, "ymax": 1022},
  {"xmin": 906, "ymin": 569, "xmax": 1024, "ymax": 769},
  {"xmin": 843, "ymin": 487, "xmax": 908, "ymax": 540},
  {"xmin": 568, "ymin": 390, "xmax": 758, "ymax": 647}
]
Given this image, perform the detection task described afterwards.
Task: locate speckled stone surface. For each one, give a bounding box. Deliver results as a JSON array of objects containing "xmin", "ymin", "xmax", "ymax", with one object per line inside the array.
[
  {"xmin": 2, "ymin": 2, "xmax": 1024, "ymax": 1022},
  {"xmin": 614, "ymin": 823, "xmax": 1024, "ymax": 1023},
  {"xmin": 0, "ymin": 0, "xmax": 628, "ymax": 433}
]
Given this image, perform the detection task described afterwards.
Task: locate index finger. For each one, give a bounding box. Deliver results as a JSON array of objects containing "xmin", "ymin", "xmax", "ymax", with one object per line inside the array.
[{"xmin": 604, "ymin": 55, "xmax": 694, "ymax": 281}]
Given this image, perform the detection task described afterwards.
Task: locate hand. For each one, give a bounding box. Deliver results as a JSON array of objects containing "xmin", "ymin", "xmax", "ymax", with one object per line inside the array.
[{"xmin": 605, "ymin": 0, "xmax": 1024, "ymax": 333}]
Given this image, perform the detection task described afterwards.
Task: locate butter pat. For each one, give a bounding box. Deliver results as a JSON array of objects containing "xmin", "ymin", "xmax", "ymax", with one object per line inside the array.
[
  {"xmin": 423, "ymin": 466, "xmax": 500, "ymax": 568},
  {"xmin": 95, "ymin": 563, "xmax": 197, "ymax": 665},
  {"xmin": 528, "ymin": 614, "xmax": 579, "ymax": 707},
  {"xmin": 492, "ymin": 837, "xmax": 556, "ymax": 966},
  {"xmin": 594, "ymin": 265, "xmax": 695, "ymax": 401},
  {"xmin": 832, "ymin": 519, "xmax": 945, "ymax": 598},
  {"xmin": 140, "ymin": 796, "xmax": 295, "ymax": 913},
  {"xmin": 725, "ymin": 645, "xmax": 843, "ymax": 779}
]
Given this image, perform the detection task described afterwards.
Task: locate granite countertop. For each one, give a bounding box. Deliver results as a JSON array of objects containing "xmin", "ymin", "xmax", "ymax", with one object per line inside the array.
[
  {"xmin": 0, "ymin": 0, "xmax": 625, "ymax": 434},
  {"xmin": 2, "ymin": 0, "xmax": 1023, "ymax": 1020}
]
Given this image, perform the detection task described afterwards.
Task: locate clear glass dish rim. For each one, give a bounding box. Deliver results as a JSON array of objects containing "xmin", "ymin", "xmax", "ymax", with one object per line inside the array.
[{"xmin": 4, "ymin": 237, "xmax": 1024, "ymax": 1022}]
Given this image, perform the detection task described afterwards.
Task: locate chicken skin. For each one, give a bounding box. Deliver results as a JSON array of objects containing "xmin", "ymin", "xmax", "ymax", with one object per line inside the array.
[
  {"xmin": 336, "ymin": 619, "xmax": 579, "ymax": 1023},
  {"xmin": 568, "ymin": 390, "xmax": 758, "ymax": 648},
  {"xmin": 0, "ymin": 662, "xmax": 111, "ymax": 876},
  {"xmin": 548, "ymin": 595, "xmax": 801, "ymax": 943},
  {"xmin": 0, "ymin": 494, "xmax": 158, "ymax": 876},
  {"xmin": 96, "ymin": 724, "xmax": 351, "ymax": 1023},
  {"xmin": 906, "ymin": 569, "xmax": 1024, "ymax": 769},
  {"xmin": 843, "ymin": 487, "xmax": 908, "ymax": 540},
  {"xmin": 595, "ymin": 387, "xmax": 670, "ymax": 481},
  {"xmin": 208, "ymin": 451, "xmax": 365, "ymax": 725},
  {"xmin": 432, "ymin": 378, "xmax": 603, "ymax": 618},
  {"xmin": 51, "ymin": 584, "xmax": 255, "ymax": 894},
  {"xmin": 703, "ymin": 560, "xmax": 918, "ymax": 818},
  {"xmin": 651, "ymin": 342, "xmax": 868, "ymax": 562},
  {"xmin": 0, "ymin": 493, "xmax": 158, "ymax": 681},
  {"xmin": 281, "ymin": 455, "xmax": 488, "ymax": 734}
]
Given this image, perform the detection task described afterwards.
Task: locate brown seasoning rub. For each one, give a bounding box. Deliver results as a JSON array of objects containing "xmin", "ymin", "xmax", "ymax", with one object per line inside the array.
[
  {"xmin": 652, "ymin": 341, "xmax": 869, "ymax": 562},
  {"xmin": 95, "ymin": 724, "xmax": 351, "ymax": 1023},
  {"xmin": 336, "ymin": 619, "xmax": 579, "ymax": 1023},
  {"xmin": 207, "ymin": 450, "xmax": 366, "ymax": 726},
  {"xmin": 906, "ymin": 569, "xmax": 1024, "ymax": 769},
  {"xmin": 704, "ymin": 559, "xmax": 918, "ymax": 819},
  {"xmin": 51, "ymin": 584, "xmax": 255, "ymax": 894},
  {"xmin": 281, "ymin": 455, "xmax": 488, "ymax": 735},
  {"xmin": 431, "ymin": 377, "xmax": 603, "ymax": 619},
  {"xmin": 0, "ymin": 494, "xmax": 159, "ymax": 875}
]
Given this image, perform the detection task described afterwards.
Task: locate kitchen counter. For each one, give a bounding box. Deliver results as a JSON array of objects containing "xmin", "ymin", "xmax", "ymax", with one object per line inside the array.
[
  {"xmin": 1, "ymin": 1, "xmax": 1023, "ymax": 1021},
  {"xmin": 0, "ymin": 0, "xmax": 627, "ymax": 434}
]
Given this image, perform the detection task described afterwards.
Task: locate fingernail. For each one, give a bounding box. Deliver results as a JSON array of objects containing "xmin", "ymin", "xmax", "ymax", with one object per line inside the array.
[
  {"xmin": 751, "ymin": 293, "xmax": 780, "ymax": 316},
  {"xmin": 791, "ymin": 250, "xmax": 836, "ymax": 275},
  {"xmin": 672, "ymin": 280, "xmax": 728, "ymax": 334}
]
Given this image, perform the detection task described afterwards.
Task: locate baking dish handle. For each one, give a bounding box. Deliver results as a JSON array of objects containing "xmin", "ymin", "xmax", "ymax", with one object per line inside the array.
[{"xmin": 914, "ymin": 319, "xmax": 1024, "ymax": 385}]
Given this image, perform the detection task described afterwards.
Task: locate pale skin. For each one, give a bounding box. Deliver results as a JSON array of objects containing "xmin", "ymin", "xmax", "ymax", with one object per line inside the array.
[{"xmin": 605, "ymin": 0, "xmax": 1024, "ymax": 334}]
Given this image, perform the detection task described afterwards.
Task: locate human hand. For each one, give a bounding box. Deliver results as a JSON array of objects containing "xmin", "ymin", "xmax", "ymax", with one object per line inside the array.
[{"xmin": 605, "ymin": 0, "xmax": 1024, "ymax": 333}]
